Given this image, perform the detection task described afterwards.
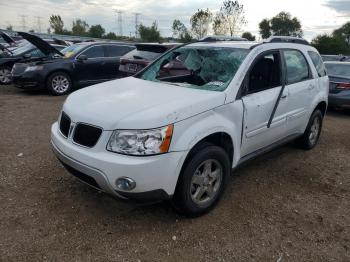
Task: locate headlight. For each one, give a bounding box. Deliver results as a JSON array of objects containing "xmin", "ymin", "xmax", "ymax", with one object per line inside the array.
[
  {"xmin": 24, "ymin": 65, "xmax": 43, "ymax": 72},
  {"xmin": 107, "ymin": 124, "xmax": 174, "ymax": 156}
]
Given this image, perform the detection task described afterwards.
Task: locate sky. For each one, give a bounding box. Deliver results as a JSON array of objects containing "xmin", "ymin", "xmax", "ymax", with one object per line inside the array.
[{"xmin": 0, "ymin": 0, "xmax": 349, "ymax": 41}]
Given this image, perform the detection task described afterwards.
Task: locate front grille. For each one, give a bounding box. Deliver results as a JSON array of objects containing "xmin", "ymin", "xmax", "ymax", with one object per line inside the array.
[
  {"xmin": 59, "ymin": 112, "xmax": 71, "ymax": 137},
  {"xmin": 60, "ymin": 160, "xmax": 101, "ymax": 189},
  {"xmin": 73, "ymin": 123, "xmax": 102, "ymax": 148}
]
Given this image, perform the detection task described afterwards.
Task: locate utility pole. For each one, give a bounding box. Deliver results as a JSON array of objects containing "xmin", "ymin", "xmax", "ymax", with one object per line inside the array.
[
  {"xmin": 113, "ymin": 9, "xmax": 123, "ymax": 36},
  {"xmin": 19, "ymin": 15, "xmax": 27, "ymax": 32},
  {"xmin": 35, "ymin": 16, "xmax": 43, "ymax": 33},
  {"xmin": 133, "ymin": 12, "xmax": 141, "ymax": 39}
]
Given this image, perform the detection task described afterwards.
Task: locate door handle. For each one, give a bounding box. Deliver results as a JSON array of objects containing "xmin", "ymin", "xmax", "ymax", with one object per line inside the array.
[{"xmin": 281, "ymin": 94, "xmax": 287, "ymax": 99}]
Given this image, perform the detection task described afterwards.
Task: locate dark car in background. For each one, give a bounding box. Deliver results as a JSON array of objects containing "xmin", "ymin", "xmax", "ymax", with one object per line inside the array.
[
  {"xmin": 12, "ymin": 41, "xmax": 135, "ymax": 95},
  {"xmin": 325, "ymin": 61, "xmax": 350, "ymax": 108},
  {"xmin": 321, "ymin": 55, "xmax": 350, "ymax": 62},
  {"xmin": 119, "ymin": 43, "xmax": 181, "ymax": 76},
  {"xmin": 0, "ymin": 32, "xmax": 66, "ymax": 85}
]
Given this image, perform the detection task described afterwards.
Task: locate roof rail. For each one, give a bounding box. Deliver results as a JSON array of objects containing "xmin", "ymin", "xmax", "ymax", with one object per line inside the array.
[
  {"xmin": 198, "ymin": 35, "xmax": 248, "ymax": 42},
  {"xmin": 265, "ymin": 36, "xmax": 309, "ymax": 45}
]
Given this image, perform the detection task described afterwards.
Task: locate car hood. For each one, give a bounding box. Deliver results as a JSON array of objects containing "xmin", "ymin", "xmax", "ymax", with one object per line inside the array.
[
  {"xmin": 17, "ymin": 32, "xmax": 63, "ymax": 57},
  {"xmin": 62, "ymin": 77, "xmax": 226, "ymax": 130},
  {"xmin": 0, "ymin": 30, "xmax": 16, "ymax": 45}
]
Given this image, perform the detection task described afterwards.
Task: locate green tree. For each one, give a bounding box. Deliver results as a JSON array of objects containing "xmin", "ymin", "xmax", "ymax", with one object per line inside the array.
[
  {"xmin": 241, "ymin": 32, "xmax": 256, "ymax": 41},
  {"xmin": 190, "ymin": 8, "xmax": 212, "ymax": 39},
  {"xmin": 214, "ymin": 0, "xmax": 246, "ymax": 36},
  {"xmin": 213, "ymin": 16, "xmax": 226, "ymax": 35},
  {"xmin": 172, "ymin": 19, "xmax": 192, "ymax": 43},
  {"xmin": 88, "ymin": 24, "xmax": 105, "ymax": 38},
  {"xmin": 49, "ymin": 15, "xmax": 64, "ymax": 34},
  {"xmin": 259, "ymin": 12, "xmax": 302, "ymax": 39},
  {"xmin": 259, "ymin": 19, "xmax": 271, "ymax": 39},
  {"xmin": 72, "ymin": 19, "xmax": 89, "ymax": 36},
  {"xmin": 6, "ymin": 25, "xmax": 13, "ymax": 31},
  {"xmin": 333, "ymin": 22, "xmax": 350, "ymax": 45},
  {"xmin": 311, "ymin": 34, "xmax": 350, "ymax": 55},
  {"xmin": 104, "ymin": 32, "xmax": 117, "ymax": 40},
  {"xmin": 138, "ymin": 22, "xmax": 161, "ymax": 42}
]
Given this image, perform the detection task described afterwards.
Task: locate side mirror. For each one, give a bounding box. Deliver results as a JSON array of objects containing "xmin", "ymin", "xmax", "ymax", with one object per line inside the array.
[
  {"xmin": 77, "ymin": 55, "xmax": 87, "ymax": 61},
  {"xmin": 23, "ymin": 53, "xmax": 31, "ymax": 59}
]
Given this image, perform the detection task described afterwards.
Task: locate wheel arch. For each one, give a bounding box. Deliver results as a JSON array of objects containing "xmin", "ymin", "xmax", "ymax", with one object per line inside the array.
[{"xmin": 314, "ymin": 100, "xmax": 327, "ymax": 116}]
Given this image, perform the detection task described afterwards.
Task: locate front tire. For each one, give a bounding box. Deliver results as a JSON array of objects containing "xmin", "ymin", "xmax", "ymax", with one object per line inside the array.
[
  {"xmin": 172, "ymin": 142, "xmax": 230, "ymax": 216},
  {"xmin": 0, "ymin": 66, "xmax": 12, "ymax": 85},
  {"xmin": 298, "ymin": 109, "xmax": 323, "ymax": 150},
  {"xmin": 47, "ymin": 72, "xmax": 72, "ymax": 96}
]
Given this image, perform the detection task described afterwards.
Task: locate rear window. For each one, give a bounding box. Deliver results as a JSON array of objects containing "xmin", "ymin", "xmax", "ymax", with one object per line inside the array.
[
  {"xmin": 123, "ymin": 49, "xmax": 162, "ymax": 61},
  {"xmin": 325, "ymin": 63, "xmax": 350, "ymax": 77},
  {"xmin": 308, "ymin": 51, "xmax": 327, "ymax": 77},
  {"xmin": 106, "ymin": 45, "xmax": 133, "ymax": 57}
]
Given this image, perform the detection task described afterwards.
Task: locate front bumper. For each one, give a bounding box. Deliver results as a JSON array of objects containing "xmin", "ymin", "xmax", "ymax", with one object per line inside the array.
[
  {"xmin": 329, "ymin": 91, "xmax": 350, "ymax": 108},
  {"xmin": 51, "ymin": 122, "xmax": 187, "ymax": 200},
  {"xmin": 12, "ymin": 72, "xmax": 45, "ymax": 90}
]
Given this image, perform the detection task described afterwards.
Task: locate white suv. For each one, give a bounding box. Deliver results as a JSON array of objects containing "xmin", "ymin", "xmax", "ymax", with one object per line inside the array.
[{"xmin": 51, "ymin": 37, "xmax": 328, "ymax": 216}]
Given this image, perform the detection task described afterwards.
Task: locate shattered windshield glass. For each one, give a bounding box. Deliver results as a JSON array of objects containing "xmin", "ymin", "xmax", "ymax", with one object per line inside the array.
[{"xmin": 138, "ymin": 46, "xmax": 250, "ymax": 91}]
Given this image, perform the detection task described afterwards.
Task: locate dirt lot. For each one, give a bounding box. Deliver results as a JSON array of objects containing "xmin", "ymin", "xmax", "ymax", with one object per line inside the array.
[{"xmin": 0, "ymin": 85, "xmax": 349, "ymax": 262}]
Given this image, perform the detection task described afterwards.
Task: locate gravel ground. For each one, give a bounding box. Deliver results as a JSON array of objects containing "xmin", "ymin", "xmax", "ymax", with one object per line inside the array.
[{"xmin": 0, "ymin": 85, "xmax": 349, "ymax": 262}]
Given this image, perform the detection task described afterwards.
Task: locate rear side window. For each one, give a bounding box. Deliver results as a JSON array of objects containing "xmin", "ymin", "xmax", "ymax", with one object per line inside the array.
[
  {"xmin": 325, "ymin": 63, "xmax": 350, "ymax": 77},
  {"xmin": 29, "ymin": 48, "xmax": 44, "ymax": 57},
  {"xmin": 106, "ymin": 45, "xmax": 132, "ymax": 57},
  {"xmin": 308, "ymin": 51, "xmax": 327, "ymax": 77},
  {"xmin": 283, "ymin": 50, "xmax": 310, "ymax": 84},
  {"xmin": 81, "ymin": 46, "xmax": 104, "ymax": 58}
]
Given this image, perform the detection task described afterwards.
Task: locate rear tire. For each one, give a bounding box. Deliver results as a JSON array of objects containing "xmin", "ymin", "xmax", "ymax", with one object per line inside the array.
[
  {"xmin": 0, "ymin": 66, "xmax": 12, "ymax": 85},
  {"xmin": 172, "ymin": 142, "xmax": 230, "ymax": 216},
  {"xmin": 297, "ymin": 109, "xmax": 323, "ymax": 150},
  {"xmin": 47, "ymin": 72, "xmax": 72, "ymax": 96}
]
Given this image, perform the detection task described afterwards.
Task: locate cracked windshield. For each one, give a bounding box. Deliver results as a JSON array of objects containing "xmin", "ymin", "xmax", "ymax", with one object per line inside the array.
[{"xmin": 139, "ymin": 46, "xmax": 250, "ymax": 91}]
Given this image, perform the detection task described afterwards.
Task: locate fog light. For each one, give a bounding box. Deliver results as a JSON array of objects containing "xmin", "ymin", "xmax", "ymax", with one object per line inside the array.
[{"xmin": 115, "ymin": 177, "xmax": 136, "ymax": 191}]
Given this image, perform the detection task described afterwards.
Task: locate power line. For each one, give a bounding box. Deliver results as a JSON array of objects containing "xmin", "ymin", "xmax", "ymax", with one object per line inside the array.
[
  {"xmin": 133, "ymin": 12, "xmax": 141, "ymax": 38},
  {"xmin": 35, "ymin": 16, "xmax": 43, "ymax": 33},
  {"xmin": 113, "ymin": 9, "xmax": 123, "ymax": 36},
  {"xmin": 19, "ymin": 15, "xmax": 27, "ymax": 32}
]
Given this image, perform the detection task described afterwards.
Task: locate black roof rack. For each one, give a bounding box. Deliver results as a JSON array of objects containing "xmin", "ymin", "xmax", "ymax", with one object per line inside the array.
[
  {"xmin": 198, "ymin": 35, "xmax": 248, "ymax": 42},
  {"xmin": 267, "ymin": 36, "xmax": 309, "ymax": 45},
  {"xmin": 250, "ymin": 36, "xmax": 309, "ymax": 50}
]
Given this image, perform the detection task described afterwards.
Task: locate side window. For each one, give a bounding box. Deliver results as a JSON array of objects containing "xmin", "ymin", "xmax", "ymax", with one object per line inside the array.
[
  {"xmin": 283, "ymin": 50, "xmax": 310, "ymax": 84},
  {"xmin": 247, "ymin": 51, "xmax": 282, "ymax": 94},
  {"xmin": 308, "ymin": 51, "xmax": 327, "ymax": 77},
  {"xmin": 29, "ymin": 49, "xmax": 44, "ymax": 57},
  {"xmin": 81, "ymin": 46, "xmax": 104, "ymax": 58},
  {"xmin": 105, "ymin": 45, "xmax": 132, "ymax": 57}
]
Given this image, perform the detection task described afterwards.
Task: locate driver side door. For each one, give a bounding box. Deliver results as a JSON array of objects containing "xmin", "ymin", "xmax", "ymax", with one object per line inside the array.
[{"xmin": 74, "ymin": 45, "xmax": 106, "ymax": 86}]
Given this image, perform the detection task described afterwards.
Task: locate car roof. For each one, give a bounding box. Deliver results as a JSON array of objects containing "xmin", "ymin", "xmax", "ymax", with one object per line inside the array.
[
  {"xmin": 187, "ymin": 41, "xmax": 258, "ymax": 49},
  {"xmin": 186, "ymin": 40, "xmax": 317, "ymax": 52},
  {"xmin": 75, "ymin": 41, "xmax": 134, "ymax": 47}
]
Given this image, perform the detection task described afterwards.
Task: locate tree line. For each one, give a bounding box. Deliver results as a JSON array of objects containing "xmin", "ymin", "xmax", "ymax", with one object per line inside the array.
[{"xmin": 46, "ymin": 0, "xmax": 349, "ymax": 55}]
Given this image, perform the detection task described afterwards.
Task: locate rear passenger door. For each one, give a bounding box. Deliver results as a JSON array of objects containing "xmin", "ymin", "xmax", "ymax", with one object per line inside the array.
[
  {"xmin": 282, "ymin": 49, "xmax": 317, "ymax": 134},
  {"xmin": 104, "ymin": 45, "xmax": 134, "ymax": 79}
]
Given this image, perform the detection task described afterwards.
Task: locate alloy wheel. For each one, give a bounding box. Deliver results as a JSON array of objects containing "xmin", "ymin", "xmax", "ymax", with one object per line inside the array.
[
  {"xmin": 52, "ymin": 75, "xmax": 70, "ymax": 93},
  {"xmin": 0, "ymin": 68, "xmax": 11, "ymax": 84},
  {"xmin": 309, "ymin": 116, "xmax": 320, "ymax": 145},
  {"xmin": 190, "ymin": 159, "xmax": 223, "ymax": 206}
]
